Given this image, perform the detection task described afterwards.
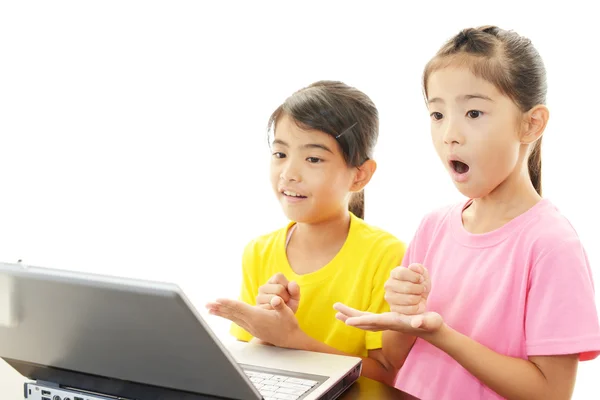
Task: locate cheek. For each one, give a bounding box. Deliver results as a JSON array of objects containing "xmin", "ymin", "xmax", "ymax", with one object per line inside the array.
[
  {"xmin": 314, "ymin": 169, "xmax": 353, "ymax": 197},
  {"xmin": 431, "ymin": 130, "xmax": 445, "ymax": 158},
  {"xmin": 270, "ymin": 163, "xmax": 281, "ymax": 183},
  {"xmin": 480, "ymin": 138, "xmax": 520, "ymax": 173},
  {"xmin": 431, "ymin": 126, "xmax": 442, "ymax": 144}
]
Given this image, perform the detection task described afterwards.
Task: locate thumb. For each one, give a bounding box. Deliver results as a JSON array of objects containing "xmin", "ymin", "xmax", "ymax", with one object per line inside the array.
[
  {"xmin": 270, "ymin": 295, "xmax": 287, "ymax": 311},
  {"xmin": 287, "ymin": 281, "xmax": 301, "ymax": 301},
  {"xmin": 410, "ymin": 312, "xmax": 441, "ymax": 331}
]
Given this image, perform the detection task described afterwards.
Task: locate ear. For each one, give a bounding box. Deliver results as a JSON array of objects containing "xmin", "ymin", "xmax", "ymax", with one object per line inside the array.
[
  {"xmin": 521, "ymin": 105, "xmax": 549, "ymax": 145},
  {"xmin": 350, "ymin": 159, "xmax": 377, "ymax": 192}
]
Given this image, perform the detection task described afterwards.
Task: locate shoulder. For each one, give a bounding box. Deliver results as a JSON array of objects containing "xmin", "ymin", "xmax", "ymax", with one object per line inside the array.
[
  {"xmin": 350, "ymin": 215, "xmax": 407, "ymax": 270},
  {"xmin": 413, "ymin": 202, "xmax": 459, "ymax": 238},
  {"xmin": 242, "ymin": 224, "xmax": 290, "ymax": 261},
  {"xmin": 523, "ymin": 200, "xmax": 586, "ymax": 265},
  {"xmin": 352, "ymin": 214, "xmax": 406, "ymax": 253}
]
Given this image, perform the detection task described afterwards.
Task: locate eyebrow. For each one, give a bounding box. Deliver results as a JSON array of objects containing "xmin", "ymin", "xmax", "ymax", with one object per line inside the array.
[
  {"xmin": 427, "ymin": 93, "xmax": 494, "ymax": 104},
  {"xmin": 272, "ymin": 139, "xmax": 334, "ymax": 154}
]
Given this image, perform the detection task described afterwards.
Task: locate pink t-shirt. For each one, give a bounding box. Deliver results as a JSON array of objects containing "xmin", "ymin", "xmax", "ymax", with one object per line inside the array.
[{"xmin": 395, "ymin": 199, "xmax": 600, "ymax": 400}]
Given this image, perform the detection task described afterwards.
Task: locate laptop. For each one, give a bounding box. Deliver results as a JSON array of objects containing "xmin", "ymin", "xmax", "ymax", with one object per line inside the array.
[{"xmin": 0, "ymin": 262, "xmax": 362, "ymax": 400}]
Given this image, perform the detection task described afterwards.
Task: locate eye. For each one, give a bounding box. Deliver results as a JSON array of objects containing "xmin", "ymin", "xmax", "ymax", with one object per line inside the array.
[
  {"xmin": 272, "ymin": 152, "xmax": 286, "ymax": 159},
  {"xmin": 430, "ymin": 112, "xmax": 443, "ymax": 121},
  {"xmin": 467, "ymin": 110, "xmax": 483, "ymax": 119},
  {"xmin": 306, "ymin": 157, "xmax": 322, "ymax": 164}
]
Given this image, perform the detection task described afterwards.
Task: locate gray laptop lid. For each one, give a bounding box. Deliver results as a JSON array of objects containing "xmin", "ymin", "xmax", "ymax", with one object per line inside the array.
[{"xmin": 0, "ymin": 262, "xmax": 261, "ymax": 400}]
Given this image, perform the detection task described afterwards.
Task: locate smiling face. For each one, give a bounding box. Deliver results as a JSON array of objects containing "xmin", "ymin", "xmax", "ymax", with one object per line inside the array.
[
  {"xmin": 270, "ymin": 113, "xmax": 358, "ymax": 223},
  {"xmin": 426, "ymin": 66, "xmax": 526, "ymax": 199}
]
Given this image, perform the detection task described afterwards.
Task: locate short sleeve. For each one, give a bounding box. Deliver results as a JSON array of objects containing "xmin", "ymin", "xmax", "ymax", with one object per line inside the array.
[
  {"xmin": 365, "ymin": 239, "xmax": 407, "ymax": 350},
  {"xmin": 230, "ymin": 240, "xmax": 259, "ymax": 342},
  {"xmin": 526, "ymin": 238, "xmax": 600, "ymax": 361}
]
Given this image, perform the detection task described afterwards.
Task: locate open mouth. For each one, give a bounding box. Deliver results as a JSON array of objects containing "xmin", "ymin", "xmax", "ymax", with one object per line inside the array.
[
  {"xmin": 450, "ymin": 160, "xmax": 470, "ymax": 174},
  {"xmin": 282, "ymin": 190, "xmax": 307, "ymax": 199}
]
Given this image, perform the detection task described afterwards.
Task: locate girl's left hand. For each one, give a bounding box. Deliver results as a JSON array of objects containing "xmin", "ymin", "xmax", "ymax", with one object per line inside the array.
[
  {"xmin": 333, "ymin": 303, "xmax": 444, "ymax": 335},
  {"xmin": 206, "ymin": 296, "xmax": 303, "ymax": 348}
]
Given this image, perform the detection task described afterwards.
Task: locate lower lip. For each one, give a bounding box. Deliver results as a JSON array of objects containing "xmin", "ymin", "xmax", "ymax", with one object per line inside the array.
[
  {"xmin": 449, "ymin": 168, "xmax": 470, "ymax": 183},
  {"xmin": 282, "ymin": 194, "xmax": 307, "ymax": 203}
]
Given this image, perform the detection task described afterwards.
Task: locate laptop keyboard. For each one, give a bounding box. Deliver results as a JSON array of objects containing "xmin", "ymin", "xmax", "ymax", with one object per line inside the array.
[{"xmin": 244, "ymin": 369, "xmax": 319, "ymax": 400}]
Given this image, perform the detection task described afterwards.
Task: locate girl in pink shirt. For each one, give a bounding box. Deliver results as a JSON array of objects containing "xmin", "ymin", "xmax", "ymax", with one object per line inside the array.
[{"xmin": 335, "ymin": 25, "xmax": 600, "ymax": 399}]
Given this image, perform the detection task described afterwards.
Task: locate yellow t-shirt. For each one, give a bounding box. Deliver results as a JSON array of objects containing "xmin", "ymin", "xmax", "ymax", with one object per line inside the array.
[{"xmin": 230, "ymin": 213, "xmax": 406, "ymax": 357}]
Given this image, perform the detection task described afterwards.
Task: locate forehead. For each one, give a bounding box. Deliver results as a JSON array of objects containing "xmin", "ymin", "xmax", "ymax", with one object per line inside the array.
[
  {"xmin": 273, "ymin": 114, "xmax": 339, "ymax": 147},
  {"xmin": 427, "ymin": 66, "xmax": 503, "ymax": 102}
]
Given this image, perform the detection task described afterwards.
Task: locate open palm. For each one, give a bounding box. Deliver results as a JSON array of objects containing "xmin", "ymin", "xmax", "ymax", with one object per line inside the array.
[{"xmin": 334, "ymin": 303, "xmax": 443, "ymax": 334}]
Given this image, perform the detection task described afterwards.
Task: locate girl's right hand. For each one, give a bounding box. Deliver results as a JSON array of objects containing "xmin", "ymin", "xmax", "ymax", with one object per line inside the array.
[
  {"xmin": 384, "ymin": 263, "xmax": 430, "ymax": 315},
  {"xmin": 256, "ymin": 273, "xmax": 301, "ymax": 314}
]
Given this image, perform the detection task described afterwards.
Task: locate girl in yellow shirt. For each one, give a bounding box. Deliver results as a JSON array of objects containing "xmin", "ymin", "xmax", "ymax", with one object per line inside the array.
[{"xmin": 207, "ymin": 81, "xmax": 405, "ymax": 384}]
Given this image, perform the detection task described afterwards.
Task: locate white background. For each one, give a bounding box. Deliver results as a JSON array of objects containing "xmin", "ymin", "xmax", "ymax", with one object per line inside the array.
[{"xmin": 1, "ymin": 1, "xmax": 599, "ymax": 398}]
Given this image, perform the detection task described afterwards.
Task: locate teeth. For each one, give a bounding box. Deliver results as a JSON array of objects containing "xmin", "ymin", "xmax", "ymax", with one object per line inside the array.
[{"xmin": 283, "ymin": 190, "xmax": 303, "ymax": 197}]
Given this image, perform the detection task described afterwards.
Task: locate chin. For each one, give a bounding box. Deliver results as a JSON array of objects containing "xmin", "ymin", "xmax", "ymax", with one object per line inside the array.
[
  {"xmin": 453, "ymin": 182, "xmax": 490, "ymax": 200},
  {"xmin": 280, "ymin": 208, "xmax": 313, "ymax": 223}
]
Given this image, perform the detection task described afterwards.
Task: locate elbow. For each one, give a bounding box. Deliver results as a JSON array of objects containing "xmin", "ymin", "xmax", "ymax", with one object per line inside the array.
[
  {"xmin": 377, "ymin": 358, "xmax": 400, "ymax": 386},
  {"xmin": 390, "ymin": 356, "xmax": 408, "ymax": 371}
]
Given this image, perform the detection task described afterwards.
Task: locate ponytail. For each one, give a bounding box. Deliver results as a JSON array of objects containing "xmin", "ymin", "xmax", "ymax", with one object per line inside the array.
[
  {"xmin": 349, "ymin": 190, "xmax": 365, "ymax": 219},
  {"xmin": 528, "ymin": 139, "xmax": 542, "ymax": 196}
]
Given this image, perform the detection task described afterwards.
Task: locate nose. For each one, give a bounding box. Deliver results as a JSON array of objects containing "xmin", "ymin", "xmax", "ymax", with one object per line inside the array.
[
  {"xmin": 442, "ymin": 121, "xmax": 464, "ymax": 145},
  {"xmin": 280, "ymin": 158, "xmax": 301, "ymax": 182}
]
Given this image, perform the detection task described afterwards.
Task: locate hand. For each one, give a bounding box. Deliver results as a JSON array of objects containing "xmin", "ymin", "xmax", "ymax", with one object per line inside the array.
[
  {"xmin": 385, "ymin": 263, "xmax": 431, "ymax": 315},
  {"xmin": 333, "ymin": 303, "xmax": 444, "ymax": 334},
  {"xmin": 256, "ymin": 273, "xmax": 301, "ymax": 313},
  {"xmin": 206, "ymin": 296, "xmax": 304, "ymax": 348}
]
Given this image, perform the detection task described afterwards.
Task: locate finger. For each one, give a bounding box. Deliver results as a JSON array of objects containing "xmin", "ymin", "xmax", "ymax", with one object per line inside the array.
[
  {"xmin": 384, "ymin": 279, "xmax": 425, "ymax": 295},
  {"xmin": 410, "ymin": 314, "xmax": 424, "ymax": 329},
  {"xmin": 213, "ymin": 298, "xmax": 254, "ymax": 323},
  {"xmin": 270, "ymin": 296, "xmax": 295, "ymax": 318},
  {"xmin": 206, "ymin": 302, "xmax": 247, "ymax": 327},
  {"xmin": 258, "ymin": 284, "xmax": 291, "ymax": 302},
  {"xmin": 257, "ymin": 301, "xmax": 274, "ymax": 310},
  {"xmin": 351, "ymin": 324, "xmax": 384, "ymax": 332},
  {"xmin": 390, "ymin": 267, "xmax": 424, "ymax": 284},
  {"xmin": 271, "ymin": 295, "xmax": 283, "ymax": 308},
  {"xmin": 335, "ymin": 312, "xmax": 349, "ymax": 323},
  {"xmin": 421, "ymin": 267, "xmax": 431, "ymax": 294},
  {"xmin": 256, "ymin": 293, "xmax": 281, "ymax": 306},
  {"xmin": 287, "ymin": 281, "xmax": 301, "ymax": 301},
  {"xmin": 205, "ymin": 301, "xmax": 220, "ymax": 313},
  {"xmin": 408, "ymin": 263, "xmax": 425, "ymax": 276},
  {"xmin": 345, "ymin": 314, "xmax": 389, "ymax": 328},
  {"xmin": 333, "ymin": 303, "xmax": 369, "ymax": 318},
  {"xmin": 268, "ymin": 272, "xmax": 290, "ymax": 286},
  {"xmin": 418, "ymin": 312, "xmax": 442, "ymax": 331},
  {"xmin": 384, "ymin": 292, "xmax": 421, "ymax": 306},
  {"xmin": 215, "ymin": 298, "xmax": 251, "ymax": 310}
]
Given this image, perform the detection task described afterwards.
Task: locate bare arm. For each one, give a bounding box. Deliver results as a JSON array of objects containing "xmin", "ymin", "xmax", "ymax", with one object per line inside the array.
[
  {"xmin": 382, "ymin": 330, "xmax": 417, "ymax": 369},
  {"xmin": 426, "ymin": 324, "xmax": 579, "ymax": 400}
]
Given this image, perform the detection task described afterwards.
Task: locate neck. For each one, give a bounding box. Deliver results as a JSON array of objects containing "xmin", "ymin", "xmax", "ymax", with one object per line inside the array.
[
  {"xmin": 465, "ymin": 165, "xmax": 541, "ymax": 233},
  {"xmin": 292, "ymin": 211, "xmax": 351, "ymax": 251}
]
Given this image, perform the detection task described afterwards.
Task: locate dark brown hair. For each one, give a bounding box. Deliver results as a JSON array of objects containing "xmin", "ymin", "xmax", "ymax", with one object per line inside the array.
[
  {"xmin": 423, "ymin": 26, "xmax": 547, "ymax": 195},
  {"xmin": 267, "ymin": 80, "xmax": 379, "ymax": 219}
]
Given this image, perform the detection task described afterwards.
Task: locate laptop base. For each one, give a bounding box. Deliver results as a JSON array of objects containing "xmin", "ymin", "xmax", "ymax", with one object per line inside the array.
[
  {"xmin": 25, "ymin": 381, "xmax": 118, "ymax": 400},
  {"xmin": 7, "ymin": 358, "xmax": 227, "ymax": 400}
]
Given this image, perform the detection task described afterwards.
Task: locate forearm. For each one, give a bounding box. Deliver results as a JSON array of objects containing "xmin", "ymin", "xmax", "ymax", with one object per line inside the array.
[
  {"xmin": 424, "ymin": 324, "xmax": 559, "ymax": 400},
  {"xmin": 293, "ymin": 332, "xmax": 397, "ymax": 385},
  {"xmin": 382, "ymin": 330, "xmax": 417, "ymax": 369}
]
